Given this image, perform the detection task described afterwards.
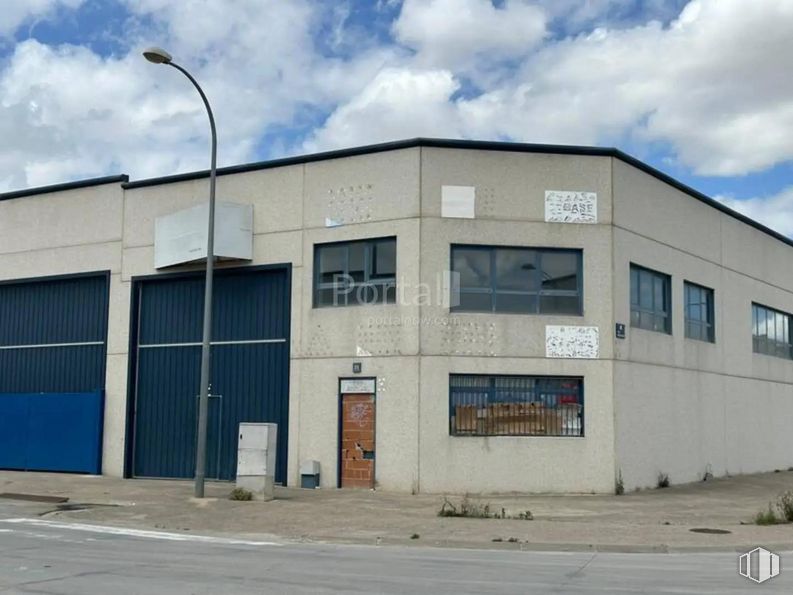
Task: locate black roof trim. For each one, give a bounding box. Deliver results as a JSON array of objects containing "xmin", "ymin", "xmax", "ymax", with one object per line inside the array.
[
  {"xmin": 2, "ymin": 138, "xmax": 789, "ymax": 249},
  {"xmin": 121, "ymin": 138, "xmax": 615, "ymax": 189},
  {"xmin": 0, "ymin": 174, "xmax": 129, "ymax": 201}
]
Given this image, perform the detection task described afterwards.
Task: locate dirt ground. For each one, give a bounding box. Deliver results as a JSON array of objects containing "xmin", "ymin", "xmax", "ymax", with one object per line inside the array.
[{"xmin": 2, "ymin": 470, "xmax": 792, "ymax": 552}]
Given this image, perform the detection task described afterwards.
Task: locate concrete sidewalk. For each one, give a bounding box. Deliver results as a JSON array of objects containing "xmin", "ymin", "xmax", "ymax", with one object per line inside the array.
[{"xmin": 1, "ymin": 470, "xmax": 792, "ymax": 552}]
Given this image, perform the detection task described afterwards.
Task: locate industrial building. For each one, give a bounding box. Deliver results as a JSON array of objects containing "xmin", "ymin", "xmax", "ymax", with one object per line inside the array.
[{"xmin": 1, "ymin": 138, "xmax": 792, "ymax": 494}]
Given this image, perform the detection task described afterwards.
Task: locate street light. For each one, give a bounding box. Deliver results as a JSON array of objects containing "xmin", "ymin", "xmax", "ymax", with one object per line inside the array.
[{"xmin": 144, "ymin": 47, "xmax": 217, "ymax": 498}]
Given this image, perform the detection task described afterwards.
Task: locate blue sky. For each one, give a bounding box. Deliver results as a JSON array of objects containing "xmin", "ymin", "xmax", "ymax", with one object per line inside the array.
[{"xmin": 1, "ymin": 0, "xmax": 792, "ymax": 234}]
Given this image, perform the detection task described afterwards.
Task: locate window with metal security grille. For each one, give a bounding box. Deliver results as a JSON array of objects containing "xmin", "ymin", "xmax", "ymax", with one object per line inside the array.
[
  {"xmin": 684, "ymin": 282, "xmax": 715, "ymax": 342},
  {"xmin": 449, "ymin": 374, "xmax": 583, "ymax": 437},
  {"xmin": 752, "ymin": 303, "xmax": 793, "ymax": 360},
  {"xmin": 313, "ymin": 237, "xmax": 396, "ymax": 307},
  {"xmin": 450, "ymin": 245, "xmax": 583, "ymax": 315},
  {"xmin": 630, "ymin": 264, "xmax": 671, "ymax": 334}
]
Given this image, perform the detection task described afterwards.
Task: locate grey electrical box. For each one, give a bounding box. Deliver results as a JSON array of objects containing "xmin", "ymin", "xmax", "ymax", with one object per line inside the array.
[
  {"xmin": 236, "ymin": 422, "xmax": 277, "ymax": 501},
  {"xmin": 300, "ymin": 460, "xmax": 320, "ymax": 489}
]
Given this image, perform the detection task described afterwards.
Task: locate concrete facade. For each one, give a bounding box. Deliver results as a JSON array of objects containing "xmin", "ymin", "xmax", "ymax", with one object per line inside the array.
[{"xmin": 1, "ymin": 139, "xmax": 791, "ymax": 494}]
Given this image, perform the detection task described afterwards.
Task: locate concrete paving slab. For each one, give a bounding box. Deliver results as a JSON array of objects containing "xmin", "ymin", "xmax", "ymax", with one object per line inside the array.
[{"xmin": 1, "ymin": 470, "xmax": 792, "ymax": 552}]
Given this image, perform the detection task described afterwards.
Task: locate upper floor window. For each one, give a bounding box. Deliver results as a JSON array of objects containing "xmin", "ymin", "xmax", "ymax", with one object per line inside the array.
[
  {"xmin": 313, "ymin": 237, "xmax": 396, "ymax": 307},
  {"xmin": 684, "ymin": 282, "xmax": 715, "ymax": 342},
  {"xmin": 450, "ymin": 245, "xmax": 582, "ymax": 315},
  {"xmin": 752, "ymin": 303, "xmax": 792, "ymax": 360},
  {"xmin": 630, "ymin": 264, "xmax": 671, "ymax": 334}
]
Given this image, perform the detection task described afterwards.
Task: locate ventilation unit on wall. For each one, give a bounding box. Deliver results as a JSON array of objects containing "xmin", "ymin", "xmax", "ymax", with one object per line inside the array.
[{"xmin": 154, "ymin": 202, "xmax": 253, "ymax": 269}]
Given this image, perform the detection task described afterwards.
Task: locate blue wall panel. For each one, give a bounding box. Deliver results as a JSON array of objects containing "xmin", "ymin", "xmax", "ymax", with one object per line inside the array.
[
  {"xmin": 131, "ymin": 267, "xmax": 291, "ymax": 483},
  {"xmin": 0, "ymin": 273, "xmax": 109, "ymax": 394},
  {"xmin": 0, "ymin": 391, "xmax": 104, "ymax": 474},
  {"xmin": 0, "ymin": 273, "xmax": 109, "ymax": 473}
]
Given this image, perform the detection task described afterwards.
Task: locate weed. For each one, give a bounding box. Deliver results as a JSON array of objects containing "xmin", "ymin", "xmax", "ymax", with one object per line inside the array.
[
  {"xmin": 438, "ymin": 495, "xmax": 491, "ymax": 518},
  {"xmin": 615, "ymin": 470, "xmax": 625, "ymax": 496},
  {"xmin": 438, "ymin": 496, "xmax": 533, "ymax": 520},
  {"xmin": 229, "ymin": 487, "xmax": 253, "ymax": 501},
  {"xmin": 507, "ymin": 537, "xmax": 519, "ymax": 543},
  {"xmin": 776, "ymin": 491, "xmax": 793, "ymax": 522},
  {"xmin": 657, "ymin": 473, "xmax": 670, "ymax": 489},
  {"xmin": 755, "ymin": 505, "xmax": 778, "ymax": 526},
  {"xmin": 492, "ymin": 537, "xmax": 503, "ymax": 542},
  {"xmin": 702, "ymin": 464, "xmax": 713, "ymax": 482},
  {"xmin": 410, "ymin": 533, "xmax": 420, "ymax": 540}
]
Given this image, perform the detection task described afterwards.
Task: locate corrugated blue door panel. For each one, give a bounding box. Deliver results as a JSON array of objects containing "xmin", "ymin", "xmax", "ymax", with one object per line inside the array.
[
  {"xmin": 0, "ymin": 394, "xmax": 30, "ymax": 469},
  {"xmin": 211, "ymin": 343, "xmax": 289, "ymax": 481},
  {"xmin": 0, "ymin": 273, "xmax": 108, "ymax": 394},
  {"xmin": 133, "ymin": 347, "xmax": 200, "ymax": 479},
  {"xmin": 132, "ymin": 267, "xmax": 290, "ymax": 483},
  {"xmin": 0, "ymin": 275, "xmax": 107, "ymax": 345},
  {"xmin": 0, "ymin": 345, "xmax": 105, "ymax": 393},
  {"xmin": 26, "ymin": 392, "xmax": 104, "ymax": 474},
  {"xmin": 138, "ymin": 269, "xmax": 289, "ymax": 345},
  {"xmin": 0, "ymin": 391, "xmax": 103, "ymax": 474}
]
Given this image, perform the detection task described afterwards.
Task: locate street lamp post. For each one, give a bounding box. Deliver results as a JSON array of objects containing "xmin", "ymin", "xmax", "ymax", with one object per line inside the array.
[{"xmin": 143, "ymin": 47, "xmax": 216, "ymax": 498}]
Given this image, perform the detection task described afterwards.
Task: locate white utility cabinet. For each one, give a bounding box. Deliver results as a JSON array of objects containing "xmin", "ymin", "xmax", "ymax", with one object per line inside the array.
[{"xmin": 236, "ymin": 422, "xmax": 277, "ymax": 501}]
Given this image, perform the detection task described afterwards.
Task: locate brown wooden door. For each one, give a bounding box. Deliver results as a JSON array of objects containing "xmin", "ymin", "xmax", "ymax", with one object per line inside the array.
[{"xmin": 340, "ymin": 393, "xmax": 375, "ymax": 488}]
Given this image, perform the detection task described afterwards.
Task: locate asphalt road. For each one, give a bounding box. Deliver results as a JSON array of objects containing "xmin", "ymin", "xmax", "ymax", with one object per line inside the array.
[{"xmin": 0, "ymin": 517, "xmax": 790, "ymax": 594}]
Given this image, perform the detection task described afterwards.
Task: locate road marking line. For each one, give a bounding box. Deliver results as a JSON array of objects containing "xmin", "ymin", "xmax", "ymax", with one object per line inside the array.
[{"xmin": 0, "ymin": 519, "xmax": 280, "ymax": 546}]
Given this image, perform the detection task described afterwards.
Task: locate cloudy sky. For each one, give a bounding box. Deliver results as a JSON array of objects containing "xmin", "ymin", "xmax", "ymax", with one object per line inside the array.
[{"xmin": 1, "ymin": 0, "xmax": 792, "ymax": 234}]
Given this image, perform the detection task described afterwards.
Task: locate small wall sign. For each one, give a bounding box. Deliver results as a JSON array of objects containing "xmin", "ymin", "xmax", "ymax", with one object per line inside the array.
[
  {"xmin": 616, "ymin": 323, "xmax": 626, "ymax": 339},
  {"xmin": 352, "ymin": 362, "xmax": 362, "ymax": 374},
  {"xmin": 340, "ymin": 378, "xmax": 375, "ymax": 394},
  {"xmin": 544, "ymin": 190, "xmax": 597, "ymax": 224}
]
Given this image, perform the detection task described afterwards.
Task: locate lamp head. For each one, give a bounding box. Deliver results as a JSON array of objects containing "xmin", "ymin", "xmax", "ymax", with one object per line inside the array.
[{"xmin": 143, "ymin": 47, "xmax": 173, "ymax": 65}]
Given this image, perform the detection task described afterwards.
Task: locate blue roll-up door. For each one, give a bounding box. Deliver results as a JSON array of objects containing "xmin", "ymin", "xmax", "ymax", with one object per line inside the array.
[
  {"xmin": 129, "ymin": 267, "xmax": 291, "ymax": 483},
  {"xmin": 0, "ymin": 273, "xmax": 109, "ymax": 473}
]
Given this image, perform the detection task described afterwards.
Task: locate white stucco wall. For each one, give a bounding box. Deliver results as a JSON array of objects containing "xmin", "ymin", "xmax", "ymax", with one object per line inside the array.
[
  {"xmin": 612, "ymin": 159, "xmax": 793, "ymax": 490},
  {"xmin": 415, "ymin": 148, "xmax": 617, "ymax": 493}
]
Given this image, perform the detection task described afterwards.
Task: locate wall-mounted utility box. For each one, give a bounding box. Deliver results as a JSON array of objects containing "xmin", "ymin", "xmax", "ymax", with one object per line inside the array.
[
  {"xmin": 300, "ymin": 460, "xmax": 320, "ymax": 489},
  {"xmin": 154, "ymin": 202, "xmax": 253, "ymax": 269},
  {"xmin": 236, "ymin": 422, "xmax": 277, "ymax": 501}
]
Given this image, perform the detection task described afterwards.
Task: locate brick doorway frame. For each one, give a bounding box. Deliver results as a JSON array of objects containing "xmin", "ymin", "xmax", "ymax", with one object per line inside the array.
[{"xmin": 337, "ymin": 378, "xmax": 377, "ymax": 489}]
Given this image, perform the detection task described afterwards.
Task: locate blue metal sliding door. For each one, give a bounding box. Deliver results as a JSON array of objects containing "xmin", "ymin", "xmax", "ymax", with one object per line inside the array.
[
  {"xmin": 0, "ymin": 273, "xmax": 109, "ymax": 473},
  {"xmin": 130, "ymin": 267, "xmax": 290, "ymax": 483}
]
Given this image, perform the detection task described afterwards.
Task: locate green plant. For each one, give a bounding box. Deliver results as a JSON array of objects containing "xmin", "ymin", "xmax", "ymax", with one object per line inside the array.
[
  {"xmin": 229, "ymin": 487, "xmax": 253, "ymax": 501},
  {"xmin": 410, "ymin": 533, "xmax": 420, "ymax": 540},
  {"xmin": 615, "ymin": 470, "xmax": 625, "ymax": 496},
  {"xmin": 517, "ymin": 510, "xmax": 534, "ymax": 521},
  {"xmin": 776, "ymin": 491, "xmax": 793, "ymax": 522},
  {"xmin": 755, "ymin": 505, "xmax": 778, "ymax": 526},
  {"xmin": 657, "ymin": 473, "xmax": 670, "ymax": 489},
  {"xmin": 438, "ymin": 495, "xmax": 492, "ymax": 518}
]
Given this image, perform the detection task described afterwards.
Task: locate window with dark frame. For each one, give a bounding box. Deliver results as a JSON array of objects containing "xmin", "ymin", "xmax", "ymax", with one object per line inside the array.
[
  {"xmin": 684, "ymin": 282, "xmax": 715, "ymax": 343},
  {"xmin": 630, "ymin": 264, "xmax": 671, "ymax": 334},
  {"xmin": 313, "ymin": 237, "xmax": 396, "ymax": 307},
  {"xmin": 752, "ymin": 303, "xmax": 793, "ymax": 360},
  {"xmin": 449, "ymin": 374, "xmax": 583, "ymax": 437},
  {"xmin": 450, "ymin": 245, "xmax": 582, "ymax": 315}
]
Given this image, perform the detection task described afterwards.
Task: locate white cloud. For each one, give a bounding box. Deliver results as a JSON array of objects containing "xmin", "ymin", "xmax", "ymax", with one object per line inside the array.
[
  {"xmin": 0, "ymin": 0, "xmax": 83, "ymax": 38},
  {"xmin": 2, "ymin": 0, "xmax": 793, "ymax": 198},
  {"xmin": 309, "ymin": 0, "xmax": 793, "ymax": 178},
  {"xmin": 393, "ymin": 0, "xmax": 546, "ymax": 73},
  {"xmin": 717, "ymin": 187, "xmax": 793, "ymax": 238},
  {"xmin": 304, "ymin": 68, "xmax": 461, "ymax": 151},
  {"xmin": 0, "ymin": 0, "xmax": 397, "ymax": 190}
]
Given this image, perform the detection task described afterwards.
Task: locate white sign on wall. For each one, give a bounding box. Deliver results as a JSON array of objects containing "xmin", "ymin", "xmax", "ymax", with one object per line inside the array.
[
  {"xmin": 340, "ymin": 378, "xmax": 376, "ymax": 394},
  {"xmin": 441, "ymin": 185, "xmax": 476, "ymax": 218},
  {"xmin": 545, "ymin": 325, "xmax": 599, "ymax": 359},
  {"xmin": 545, "ymin": 191, "xmax": 597, "ymax": 224},
  {"xmin": 154, "ymin": 201, "xmax": 253, "ymax": 269}
]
